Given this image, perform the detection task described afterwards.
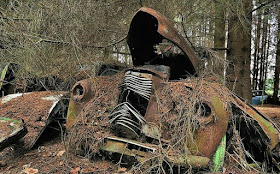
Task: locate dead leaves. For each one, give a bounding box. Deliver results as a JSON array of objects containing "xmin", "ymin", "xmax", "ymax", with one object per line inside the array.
[
  {"xmin": 118, "ymin": 167, "xmax": 127, "ymax": 173},
  {"xmin": 70, "ymin": 167, "xmax": 81, "ymax": 174},
  {"xmin": 22, "ymin": 168, "xmax": 38, "ymax": 174},
  {"xmin": 57, "ymin": 150, "xmax": 66, "ymax": 157}
]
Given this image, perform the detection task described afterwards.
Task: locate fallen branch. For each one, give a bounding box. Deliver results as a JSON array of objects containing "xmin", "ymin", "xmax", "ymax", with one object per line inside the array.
[
  {"xmin": 0, "ymin": 17, "xmax": 33, "ymax": 22},
  {"xmin": 35, "ymin": 34, "xmax": 127, "ymax": 49},
  {"xmin": 82, "ymin": 35, "xmax": 127, "ymax": 49}
]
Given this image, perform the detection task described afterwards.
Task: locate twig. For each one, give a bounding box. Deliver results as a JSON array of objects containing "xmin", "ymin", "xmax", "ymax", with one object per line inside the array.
[
  {"xmin": 139, "ymin": 0, "xmax": 143, "ymax": 7},
  {"xmin": 38, "ymin": 38, "xmax": 70, "ymax": 45},
  {"xmin": 0, "ymin": 79, "xmax": 26, "ymax": 87},
  {"xmin": 249, "ymin": 0, "xmax": 277, "ymax": 14},
  {"xmin": 40, "ymin": 35, "xmax": 127, "ymax": 49},
  {"xmin": 226, "ymin": 152, "xmax": 249, "ymax": 172},
  {"xmin": 23, "ymin": 33, "xmax": 127, "ymax": 49},
  {"xmin": 211, "ymin": 47, "xmax": 229, "ymax": 51},
  {"xmin": 178, "ymin": 13, "xmax": 197, "ymax": 51},
  {"xmin": 196, "ymin": 46, "xmax": 229, "ymax": 51},
  {"xmin": 0, "ymin": 17, "xmax": 33, "ymax": 21},
  {"xmin": 82, "ymin": 35, "xmax": 127, "ymax": 49}
]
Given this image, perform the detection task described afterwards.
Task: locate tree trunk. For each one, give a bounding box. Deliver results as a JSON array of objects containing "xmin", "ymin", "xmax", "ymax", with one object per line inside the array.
[
  {"xmin": 214, "ymin": 0, "xmax": 226, "ymax": 77},
  {"xmin": 259, "ymin": 13, "xmax": 268, "ymax": 90},
  {"xmin": 191, "ymin": 22, "xmax": 197, "ymax": 45},
  {"xmin": 252, "ymin": 9, "xmax": 262, "ymax": 90},
  {"xmin": 273, "ymin": 10, "xmax": 280, "ymax": 104},
  {"xmin": 226, "ymin": 0, "xmax": 252, "ymax": 102},
  {"xmin": 264, "ymin": 24, "xmax": 271, "ymax": 90}
]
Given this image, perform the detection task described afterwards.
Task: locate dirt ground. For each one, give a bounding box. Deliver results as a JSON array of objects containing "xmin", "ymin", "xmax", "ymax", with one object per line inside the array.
[
  {"xmin": 255, "ymin": 104, "xmax": 280, "ymax": 124},
  {"xmin": 0, "ymin": 104, "xmax": 279, "ymax": 174},
  {"xmin": 0, "ymin": 135, "xmax": 118, "ymax": 174}
]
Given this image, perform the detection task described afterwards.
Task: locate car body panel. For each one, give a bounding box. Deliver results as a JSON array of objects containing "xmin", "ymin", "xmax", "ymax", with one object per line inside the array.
[
  {"xmin": 0, "ymin": 117, "xmax": 27, "ymax": 151},
  {"xmin": 0, "ymin": 91, "xmax": 67, "ymax": 149}
]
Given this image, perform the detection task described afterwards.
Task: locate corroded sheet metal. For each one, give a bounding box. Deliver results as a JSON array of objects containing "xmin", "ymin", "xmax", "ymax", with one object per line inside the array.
[
  {"xmin": 129, "ymin": 65, "xmax": 170, "ymax": 80},
  {"xmin": 100, "ymin": 136, "xmax": 209, "ymax": 168},
  {"xmin": 190, "ymin": 96, "xmax": 229, "ymax": 158},
  {"xmin": 65, "ymin": 6, "xmax": 280, "ymax": 169},
  {"xmin": 158, "ymin": 80, "xmax": 231, "ymax": 158},
  {"xmin": 231, "ymin": 94, "xmax": 280, "ymax": 149},
  {"xmin": 66, "ymin": 79, "xmax": 95, "ymax": 129},
  {"xmin": 128, "ymin": 7, "xmax": 200, "ymax": 74},
  {"xmin": 66, "ymin": 74, "xmax": 124, "ymax": 130},
  {"xmin": 0, "ymin": 117, "xmax": 27, "ymax": 151},
  {"xmin": 0, "ymin": 91, "xmax": 66, "ymax": 149}
]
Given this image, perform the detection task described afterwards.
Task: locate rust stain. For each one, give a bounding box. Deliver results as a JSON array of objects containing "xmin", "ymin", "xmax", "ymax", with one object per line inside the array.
[
  {"xmin": 145, "ymin": 95, "xmax": 160, "ymax": 124},
  {"xmin": 131, "ymin": 66, "xmax": 170, "ymax": 80},
  {"xmin": 231, "ymin": 94, "xmax": 279, "ymax": 149},
  {"xmin": 137, "ymin": 7, "xmax": 200, "ymax": 73},
  {"xmin": 66, "ymin": 74, "xmax": 124, "ymax": 130},
  {"xmin": 66, "ymin": 79, "xmax": 95, "ymax": 130},
  {"xmin": 190, "ymin": 96, "xmax": 229, "ymax": 158}
]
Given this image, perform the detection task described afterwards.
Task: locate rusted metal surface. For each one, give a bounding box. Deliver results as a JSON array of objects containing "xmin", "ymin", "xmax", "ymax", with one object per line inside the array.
[
  {"xmin": 66, "ymin": 66, "xmax": 280, "ymax": 168},
  {"xmin": 0, "ymin": 117, "xmax": 27, "ymax": 151},
  {"xmin": 67, "ymin": 69, "xmax": 233, "ymax": 165},
  {"xmin": 127, "ymin": 7, "xmax": 200, "ymax": 75},
  {"xmin": 231, "ymin": 93, "xmax": 280, "ymax": 149},
  {"xmin": 66, "ymin": 79, "xmax": 95, "ymax": 129},
  {"xmin": 129, "ymin": 65, "xmax": 170, "ymax": 80},
  {"xmin": 99, "ymin": 136, "xmax": 210, "ymax": 168},
  {"xmin": 66, "ymin": 74, "xmax": 123, "ymax": 130},
  {"xmin": 189, "ymin": 96, "xmax": 229, "ymax": 158},
  {"xmin": 139, "ymin": 7, "xmax": 200, "ymax": 71},
  {"xmin": 152, "ymin": 80, "xmax": 231, "ymax": 158},
  {"xmin": 144, "ymin": 95, "xmax": 161, "ymax": 124},
  {"xmin": 0, "ymin": 91, "xmax": 67, "ymax": 149}
]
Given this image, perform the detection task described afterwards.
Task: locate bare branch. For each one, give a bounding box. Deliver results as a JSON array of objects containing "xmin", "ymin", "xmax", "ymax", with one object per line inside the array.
[
  {"xmin": 249, "ymin": 0, "xmax": 277, "ymax": 14},
  {"xmin": 178, "ymin": 13, "xmax": 197, "ymax": 51}
]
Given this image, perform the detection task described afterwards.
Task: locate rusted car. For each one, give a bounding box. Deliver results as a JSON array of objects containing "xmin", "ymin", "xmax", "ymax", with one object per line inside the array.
[{"xmin": 66, "ymin": 7, "xmax": 280, "ymax": 172}]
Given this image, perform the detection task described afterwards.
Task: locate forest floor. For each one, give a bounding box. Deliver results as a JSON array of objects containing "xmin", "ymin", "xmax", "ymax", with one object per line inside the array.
[
  {"xmin": 0, "ymin": 105, "xmax": 279, "ymax": 174},
  {"xmin": 255, "ymin": 104, "xmax": 280, "ymax": 124}
]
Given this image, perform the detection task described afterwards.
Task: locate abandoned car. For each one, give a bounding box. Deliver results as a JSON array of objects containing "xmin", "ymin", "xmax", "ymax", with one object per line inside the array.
[
  {"xmin": 0, "ymin": 7, "xmax": 279, "ymax": 172},
  {"xmin": 65, "ymin": 7, "xmax": 280, "ymax": 172}
]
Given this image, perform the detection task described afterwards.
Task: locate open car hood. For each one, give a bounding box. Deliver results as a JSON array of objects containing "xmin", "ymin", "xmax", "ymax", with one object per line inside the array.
[{"xmin": 127, "ymin": 7, "xmax": 200, "ymax": 77}]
